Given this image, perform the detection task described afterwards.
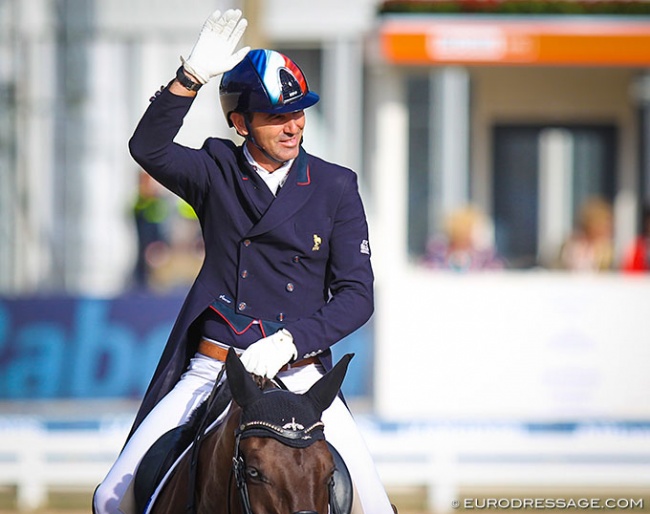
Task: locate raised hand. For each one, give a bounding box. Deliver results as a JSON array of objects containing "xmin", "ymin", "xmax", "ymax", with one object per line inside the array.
[{"xmin": 181, "ymin": 9, "xmax": 250, "ymax": 84}]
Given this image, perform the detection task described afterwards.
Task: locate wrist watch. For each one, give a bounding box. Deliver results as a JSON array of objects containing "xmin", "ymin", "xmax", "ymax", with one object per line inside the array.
[{"xmin": 175, "ymin": 66, "xmax": 202, "ymax": 92}]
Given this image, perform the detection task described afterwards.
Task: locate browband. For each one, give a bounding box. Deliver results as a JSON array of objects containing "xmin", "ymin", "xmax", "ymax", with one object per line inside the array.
[{"xmin": 236, "ymin": 420, "xmax": 325, "ymax": 441}]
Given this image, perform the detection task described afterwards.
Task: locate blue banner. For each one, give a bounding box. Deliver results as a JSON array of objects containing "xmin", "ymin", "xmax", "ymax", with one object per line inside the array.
[
  {"xmin": 0, "ymin": 294, "xmax": 182, "ymax": 399},
  {"xmin": 0, "ymin": 294, "xmax": 372, "ymax": 400}
]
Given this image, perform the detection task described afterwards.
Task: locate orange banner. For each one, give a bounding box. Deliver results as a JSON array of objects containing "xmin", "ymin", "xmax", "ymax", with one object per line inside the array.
[{"xmin": 380, "ymin": 18, "xmax": 650, "ymax": 66}]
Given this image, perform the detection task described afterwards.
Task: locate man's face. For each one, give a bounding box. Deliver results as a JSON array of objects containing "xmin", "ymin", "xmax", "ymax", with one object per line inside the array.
[{"xmin": 232, "ymin": 110, "xmax": 305, "ymax": 171}]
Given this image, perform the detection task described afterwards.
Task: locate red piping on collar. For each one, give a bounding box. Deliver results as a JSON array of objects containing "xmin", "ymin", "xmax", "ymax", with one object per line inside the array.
[{"xmin": 297, "ymin": 165, "xmax": 311, "ymax": 186}]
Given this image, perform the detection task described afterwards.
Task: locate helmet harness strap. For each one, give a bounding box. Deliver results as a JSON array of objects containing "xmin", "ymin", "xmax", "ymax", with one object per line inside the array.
[{"xmin": 243, "ymin": 117, "xmax": 288, "ymax": 166}]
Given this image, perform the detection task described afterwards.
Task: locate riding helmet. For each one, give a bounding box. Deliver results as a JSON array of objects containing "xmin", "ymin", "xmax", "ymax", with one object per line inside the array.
[{"xmin": 219, "ymin": 49, "xmax": 320, "ymax": 127}]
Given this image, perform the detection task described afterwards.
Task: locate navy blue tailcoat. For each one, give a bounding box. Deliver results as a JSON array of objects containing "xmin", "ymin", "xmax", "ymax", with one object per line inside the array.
[{"xmin": 126, "ymin": 88, "xmax": 374, "ymax": 436}]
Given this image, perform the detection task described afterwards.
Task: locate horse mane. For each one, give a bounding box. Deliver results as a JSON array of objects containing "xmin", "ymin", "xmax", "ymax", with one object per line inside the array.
[{"xmin": 256, "ymin": 375, "xmax": 272, "ymax": 390}]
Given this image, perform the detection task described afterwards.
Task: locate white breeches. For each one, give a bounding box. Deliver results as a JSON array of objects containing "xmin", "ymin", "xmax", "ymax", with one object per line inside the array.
[{"xmin": 93, "ymin": 353, "xmax": 394, "ymax": 514}]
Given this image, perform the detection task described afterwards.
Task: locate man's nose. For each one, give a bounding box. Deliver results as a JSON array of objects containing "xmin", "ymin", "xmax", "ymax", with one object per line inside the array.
[{"xmin": 284, "ymin": 118, "xmax": 302, "ymax": 133}]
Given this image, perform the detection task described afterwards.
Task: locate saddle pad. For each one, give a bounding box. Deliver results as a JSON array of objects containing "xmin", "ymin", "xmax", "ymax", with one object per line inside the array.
[
  {"xmin": 134, "ymin": 425, "xmax": 189, "ymax": 514},
  {"xmin": 328, "ymin": 441, "xmax": 354, "ymax": 514},
  {"xmin": 140, "ymin": 416, "xmax": 223, "ymax": 514}
]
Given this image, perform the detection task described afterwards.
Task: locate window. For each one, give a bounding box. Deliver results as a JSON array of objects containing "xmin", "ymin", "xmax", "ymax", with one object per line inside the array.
[
  {"xmin": 407, "ymin": 75, "xmax": 432, "ymax": 257},
  {"xmin": 493, "ymin": 125, "xmax": 617, "ymax": 269}
]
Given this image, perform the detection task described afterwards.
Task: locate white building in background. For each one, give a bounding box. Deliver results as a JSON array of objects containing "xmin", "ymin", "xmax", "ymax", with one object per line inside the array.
[
  {"xmin": 0, "ymin": 0, "xmax": 378, "ymax": 294},
  {"xmin": 3, "ymin": 0, "xmax": 650, "ymax": 421},
  {"xmin": 365, "ymin": 5, "xmax": 650, "ymax": 421}
]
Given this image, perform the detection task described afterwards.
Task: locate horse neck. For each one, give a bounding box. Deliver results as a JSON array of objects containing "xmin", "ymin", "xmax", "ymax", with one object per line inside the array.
[{"xmin": 196, "ymin": 403, "xmax": 242, "ymax": 514}]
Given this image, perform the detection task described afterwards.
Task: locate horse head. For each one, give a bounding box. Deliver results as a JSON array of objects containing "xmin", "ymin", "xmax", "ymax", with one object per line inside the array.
[{"xmin": 226, "ymin": 348, "xmax": 352, "ymax": 514}]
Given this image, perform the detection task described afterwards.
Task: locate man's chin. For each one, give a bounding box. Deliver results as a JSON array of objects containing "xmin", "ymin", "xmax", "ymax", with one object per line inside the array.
[{"xmin": 277, "ymin": 148, "xmax": 299, "ymax": 161}]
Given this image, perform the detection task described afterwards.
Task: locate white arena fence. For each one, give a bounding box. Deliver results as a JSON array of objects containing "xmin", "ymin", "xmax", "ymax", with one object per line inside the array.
[
  {"xmin": 0, "ymin": 415, "xmax": 132, "ymax": 511},
  {"xmin": 361, "ymin": 419, "xmax": 650, "ymax": 512},
  {"xmin": 1, "ymin": 415, "xmax": 650, "ymax": 511}
]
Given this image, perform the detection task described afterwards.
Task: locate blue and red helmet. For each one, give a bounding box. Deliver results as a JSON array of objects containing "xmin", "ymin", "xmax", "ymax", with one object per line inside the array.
[{"xmin": 219, "ymin": 49, "xmax": 320, "ymax": 127}]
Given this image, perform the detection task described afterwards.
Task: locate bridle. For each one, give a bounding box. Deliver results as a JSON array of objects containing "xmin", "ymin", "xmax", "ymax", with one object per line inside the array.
[
  {"xmin": 230, "ymin": 417, "xmax": 330, "ymax": 514},
  {"xmin": 185, "ymin": 349, "xmax": 353, "ymax": 514}
]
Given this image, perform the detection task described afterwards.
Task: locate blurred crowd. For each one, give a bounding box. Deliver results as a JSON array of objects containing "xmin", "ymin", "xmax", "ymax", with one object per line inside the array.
[
  {"xmin": 422, "ymin": 198, "xmax": 650, "ymax": 274},
  {"xmin": 130, "ymin": 171, "xmax": 650, "ymax": 287},
  {"xmin": 423, "ymin": 205, "xmax": 505, "ymax": 272}
]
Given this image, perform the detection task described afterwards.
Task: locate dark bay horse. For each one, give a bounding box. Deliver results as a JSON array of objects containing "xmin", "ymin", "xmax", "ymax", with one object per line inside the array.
[{"xmin": 146, "ymin": 349, "xmax": 353, "ymax": 514}]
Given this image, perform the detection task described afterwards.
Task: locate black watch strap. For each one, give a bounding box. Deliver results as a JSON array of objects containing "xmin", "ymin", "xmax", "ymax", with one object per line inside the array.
[{"xmin": 175, "ymin": 66, "xmax": 202, "ymax": 92}]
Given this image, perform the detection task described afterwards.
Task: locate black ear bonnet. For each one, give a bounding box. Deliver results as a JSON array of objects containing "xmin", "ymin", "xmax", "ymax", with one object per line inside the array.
[
  {"xmin": 226, "ymin": 349, "xmax": 353, "ymax": 448},
  {"xmin": 237, "ymin": 388, "xmax": 326, "ymax": 448}
]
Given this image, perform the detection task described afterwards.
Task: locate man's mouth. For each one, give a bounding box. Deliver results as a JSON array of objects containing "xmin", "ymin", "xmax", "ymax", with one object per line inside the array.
[{"xmin": 280, "ymin": 137, "xmax": 298, "ymax": 148}]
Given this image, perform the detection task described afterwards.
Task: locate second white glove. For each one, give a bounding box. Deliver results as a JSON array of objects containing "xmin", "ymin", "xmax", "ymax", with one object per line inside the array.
[
  {"xmin": 182, "ymin": 8, "xmax": 250, "ymax": 84},
  {"xmin": 239, "ymin": 329, "xmax": 298, "ymax": 379}
]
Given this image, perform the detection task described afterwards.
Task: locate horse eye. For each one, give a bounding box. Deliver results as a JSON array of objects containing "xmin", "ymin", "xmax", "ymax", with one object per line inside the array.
[{"xmin": 246, "ymin": 467, "xmax": 261, "ymax": 479}]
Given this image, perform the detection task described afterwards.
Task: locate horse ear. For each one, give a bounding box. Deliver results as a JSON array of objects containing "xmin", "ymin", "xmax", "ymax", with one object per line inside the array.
[
  {"xmin": 226, "ymin": 348, "xmax": 263, "ymax": 408},
  {"xmin": 305, "ymin": 353, "xmax": 354, "ymax": 414}
]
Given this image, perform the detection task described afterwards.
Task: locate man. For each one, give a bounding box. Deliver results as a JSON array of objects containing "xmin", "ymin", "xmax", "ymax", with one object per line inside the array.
[{"xmin": 93, "ymin": 9, "xmax": 394, "ymax": 513}]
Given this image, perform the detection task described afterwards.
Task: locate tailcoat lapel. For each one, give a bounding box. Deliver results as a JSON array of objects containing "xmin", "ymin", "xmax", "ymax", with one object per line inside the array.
[
  {"xmin": 235, "ymin": 150, "xmax": 275, "ymax": 221},
  {"xmin": 245, "ymin": 148, "xmax": 315, "ymax": 238}
]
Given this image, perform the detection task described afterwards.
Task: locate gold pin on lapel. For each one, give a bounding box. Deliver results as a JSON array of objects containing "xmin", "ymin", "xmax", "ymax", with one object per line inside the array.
[{"xmin": 312, "ymin": 234, "xmax": 322, "ymax": 251}]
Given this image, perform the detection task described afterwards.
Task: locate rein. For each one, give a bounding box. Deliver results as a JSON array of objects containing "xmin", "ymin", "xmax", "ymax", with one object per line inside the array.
[{"xmin": 185, "ymin": 365, "xmax": 229, "ymax": 514}]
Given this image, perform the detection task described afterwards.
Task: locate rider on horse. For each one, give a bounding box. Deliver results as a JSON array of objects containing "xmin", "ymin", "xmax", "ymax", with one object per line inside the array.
[{"xmin": 93, "ymin": 8, "xmax": 395, "ymax": 513}]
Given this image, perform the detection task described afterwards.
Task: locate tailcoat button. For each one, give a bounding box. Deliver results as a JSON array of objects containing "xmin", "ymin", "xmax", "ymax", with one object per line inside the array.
[
  {"xmin": 292, "ymin": 255, "xmax": 300, "ymax": 263},
  {"xmin": 277, "ymin": 313, "xmax": 285, "ymax": 321},
  {"xmin": 238, "ymin": 302, "xmax": 247, "ymax": 311},
  {"xmin": 285, "ymin": 283, "xmax": 295, "ymax": 292},
  {"xmin": 243, "ymin": 239, "xmax": 251, "ymax": 247},
  {"xmin": 241, "ymin": 270, "xmax": 249, "ymax": 279}
]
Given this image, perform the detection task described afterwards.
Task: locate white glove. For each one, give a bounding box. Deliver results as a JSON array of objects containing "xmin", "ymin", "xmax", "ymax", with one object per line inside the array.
[
  {"xmin": 181, "ymin": 9, "xmax": 250, "ymax": 84},
  {"xmin": 240, "ymin": 329, "xmax": 298, "ymax": 379}
]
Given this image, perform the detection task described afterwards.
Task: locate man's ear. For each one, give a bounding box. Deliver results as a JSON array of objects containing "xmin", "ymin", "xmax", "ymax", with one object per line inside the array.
[{"xmin": 230, "ymin": 112, "xmax": 248, "ymax": 137}]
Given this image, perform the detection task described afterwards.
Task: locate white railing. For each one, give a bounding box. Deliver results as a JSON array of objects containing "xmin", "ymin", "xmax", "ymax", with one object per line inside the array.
[
  {"xmin": 361, "ymin": 420, "xmax": 650, "ymax": 512},
  {"xmin": 0, "ymin": 418, "xmax": 129, "ymax": 511},
  {"xmin": 2, "ymin": 417, "xmax": 650, "ymax": 511}
]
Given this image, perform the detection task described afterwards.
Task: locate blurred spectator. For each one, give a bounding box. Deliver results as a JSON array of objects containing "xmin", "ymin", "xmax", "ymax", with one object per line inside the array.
[
  {"xmin": 132, "ymin": 171, "xmax": 170, "ymax": 288},
  {"xmin": 621, "ymin": 205, "xmax": 650, "ymax": 273},
  {"xmin": 148, "ymin": 199, "xmax": 205, "ymax": 290},
  {"xmin": 558, "ymin": 197, "xmax": 614, "ymax": 272},
  {"xmin": 423, "ymin": 205, "xmax": 505, "ymax": 271}
]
